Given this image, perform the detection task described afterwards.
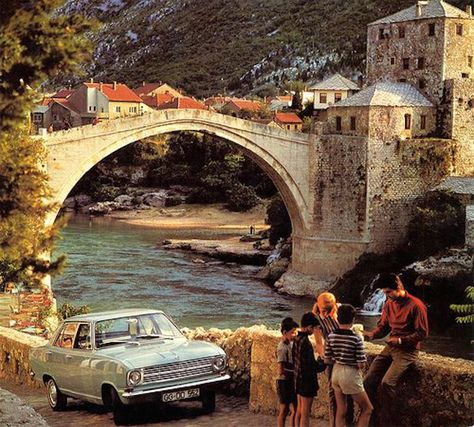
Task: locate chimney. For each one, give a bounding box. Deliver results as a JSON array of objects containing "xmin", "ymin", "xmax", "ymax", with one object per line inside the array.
[
  {"xmin": 466, "ymin": 5, "xmax": 472, "ymax": 16},
  {"xmin": 142, "ymin": 81, "xmax": 146, "ymax": 87},
  {"xmin": 90, "ymin": 78, "xmax": 94, "ymax": 84},
  {"xmin": 113, "ymin": 81, "xmax": 117, "ymax": 90},
  {"xmin": 416, "ymin": 2, "xmax": 422, "ymax": 17}
]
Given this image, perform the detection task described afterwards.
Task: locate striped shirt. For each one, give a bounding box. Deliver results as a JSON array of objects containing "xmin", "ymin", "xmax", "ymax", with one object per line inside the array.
[
  {"xmin": 324, "ymin": 328, "xmax": 367, "ymax": 367},
  {"xmin": 316, "ymin": 314, "xmax": 339, "ymax": 339}
]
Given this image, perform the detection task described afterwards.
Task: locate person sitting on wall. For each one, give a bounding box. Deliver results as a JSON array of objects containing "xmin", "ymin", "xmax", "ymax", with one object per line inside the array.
[{"xmin": 363, "ymin": 273, "xmax": 428, "ymax": 427}]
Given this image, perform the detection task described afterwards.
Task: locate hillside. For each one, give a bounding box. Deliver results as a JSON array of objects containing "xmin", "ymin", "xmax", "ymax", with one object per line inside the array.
[{"xmin": 59, "ymin": 0, "xmax": 469, "ymax": 97}]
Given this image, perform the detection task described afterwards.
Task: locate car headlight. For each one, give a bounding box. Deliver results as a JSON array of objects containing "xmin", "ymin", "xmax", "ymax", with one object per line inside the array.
[
  {"xmin": 212, "ymin": 356, "xmax": 226, "ymax": 372},
  {"xmin": 127, "ymin": 369, "xmax": 143, "ymax": 386}
]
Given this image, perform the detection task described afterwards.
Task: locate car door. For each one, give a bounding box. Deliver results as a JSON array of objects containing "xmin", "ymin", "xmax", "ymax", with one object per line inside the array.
[{"xmin": 51, "ymin": 322, "xmax": 80, "ymax": 393}]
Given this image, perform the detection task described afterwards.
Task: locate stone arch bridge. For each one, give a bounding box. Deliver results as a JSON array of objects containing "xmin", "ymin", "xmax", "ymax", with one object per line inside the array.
[{"xmin": 42, "ymin": 109, "xmax": 455, "ymax": 285}]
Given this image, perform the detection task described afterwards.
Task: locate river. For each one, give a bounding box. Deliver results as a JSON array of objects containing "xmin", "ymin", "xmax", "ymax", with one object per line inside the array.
[{"xmin": 53, "ymin": 215, "xmax": 472, "ymax": 359}]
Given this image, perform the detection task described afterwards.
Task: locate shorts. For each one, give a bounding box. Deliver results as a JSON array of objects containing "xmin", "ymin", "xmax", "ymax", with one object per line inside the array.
[
  {"xmin": 277, "ymin": 379, "xmax": 296, "ymax": 405},
  {"xmin": 331, "ymin": 363, "xmax": 365, "ymax": 395},
  {"xmin": 295, "ymin": 376, "xmax": 318, "ymax": 398}
]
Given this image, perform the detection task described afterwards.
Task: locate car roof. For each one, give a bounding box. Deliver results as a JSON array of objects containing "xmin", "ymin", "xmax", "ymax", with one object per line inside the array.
[{"xmin": 64, "ymin": 308, "xmax": 164, "ymax": 323}]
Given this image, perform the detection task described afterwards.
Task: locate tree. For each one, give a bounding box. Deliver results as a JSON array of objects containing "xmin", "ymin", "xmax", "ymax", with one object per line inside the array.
[
  {"xmin": 450, "ymin": 286, "xmax": 474, "ymax": 324},
  {"xmin": 266, "ymin": 195, "xmax": 292, "ymax": 245},
  {"xmin": 0, "ymin": 1, "xmax": 93, "ymax": 289}
]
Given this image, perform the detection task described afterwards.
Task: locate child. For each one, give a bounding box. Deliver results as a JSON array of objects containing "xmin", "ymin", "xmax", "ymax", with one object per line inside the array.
[
  {"xmin": 293, "ymin": 312, "xmax": 325, "ymax": 427},
  {"xmin": 276, "ymin": 317, "xmax": 299, "ymax": 427},
  {"xmin": 324, "ymin": 304, "xmax": 373, "ymax": 427}
]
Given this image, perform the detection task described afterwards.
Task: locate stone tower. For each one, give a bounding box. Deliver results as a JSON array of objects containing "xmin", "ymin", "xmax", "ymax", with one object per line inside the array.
[{"xmin": 366, "ymin": 0, "xmax": 474, "ymax": 104}]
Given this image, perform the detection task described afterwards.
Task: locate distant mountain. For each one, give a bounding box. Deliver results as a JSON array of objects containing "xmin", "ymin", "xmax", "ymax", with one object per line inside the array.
[{"xmin": 59, "ymin": 0, "xmax": 469, "ymax": 97}]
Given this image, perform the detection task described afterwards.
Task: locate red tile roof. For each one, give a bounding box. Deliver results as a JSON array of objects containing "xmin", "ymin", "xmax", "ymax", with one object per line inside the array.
[
  {"xmin": 141, "ymin": 93, "xmax": 174, "ymax": 108},
  {"xmin": 274, "ymin": 112, "xmax": 303, "ymax": 124},
  {"xmin": 53, "ymin": 89, "xmax": 74, "ymax": 99},
  {"xmin": 84, "ymin": 83, "xmax": 143, "ymax": 103},
  {"xmin": 204, "ymin": 96, "xmax": 232, "ymax": 107},
  {"xmin": 133, "ymin": 82, "xmax": 164, "ymax": 97},
  {"xmin": 53, "ymin": 99, "xmax": 81, "ymax": 114},
  {"xmin": 158, "ymin": 97, "xmax": 208, "ymax": 110},
  {"xmin": 226, "ymin": 99, "xmax": 263, "ymax": 112}
]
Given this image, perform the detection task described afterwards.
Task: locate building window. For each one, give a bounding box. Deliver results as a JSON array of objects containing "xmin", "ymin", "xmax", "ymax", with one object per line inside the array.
[
  {"xmin": 88, "ymin": 106, "xmax": 92, "ymax": 111},
  {"xmin": 93, "ymin": 106, "xmax": 96, "ymax": 111},
  {"xmin": 420, "ymin": 115, "xmax": 426, "ymax": 130},
  {"xmin": 468, "ymin": 56, "xmax": 473, "ymax": 68},
  {"xmin": 320, "ymin": 93, "xmax": 327, "ymax": 104},
  {"xmin": 335, "ymin": 93, "xmax": 342, "ymax": 102},
  {"xmin": 402, "ymin": 58, "xmax": 410, "ymax": 70},
  {"xmin": 350, "ymin": 116, "xmax": 356, "ymax": 130},
  {"xmin": 456, "ymin": 24, "xmax": 463, "ymax": 36},
  {"xmin": 399, "ymin": 78, "xmax": 407, "ymax": 83},
  {"xmin": 419, "ymin": 79, "xmax": 426, "ymax": 89},
  {"xmin": 379, "ymin": 28, "xmax": 385, "ymax": 40},
  {"xmin": 115, "ymin": 106, "xmax": 121, "ymax": 113},
  {"xmin": 417, "ymin": 57, "xmax": 425, "ymax": 69},
  {"xmin": 428, "ymin": 23, "xmax": 435, "ymax": 36},
  {"xmin": 53, "ymin": 115, "xmax": 59, "ymax": 121},
  {"xmin": 33, "ymin": 113, "xmax": 42, "ymax": 122},
  {"xmin": 336, "ymin": 116, "xmax": 342, "ymax": 131},
  {"xmin": 398, "ymin": 26, "xmax": 405, "ymax": 38},
  {"xmin": 287, "ymin": 125, "xmax": 291, "ymax": 130},
  {"xmin": 462, "ymin": 73, "xmax": 470, "ymax": 78},
  {"xmin": 101, "ymin": 107, "xmax": 104, "ymax": 113},
  {"xmin": 404, "ymin": 114, "xmax": 412, "ymax": 130},
  {"xmin": 390, "ymin": 57, "xmax": 395, "ymax": 65}
]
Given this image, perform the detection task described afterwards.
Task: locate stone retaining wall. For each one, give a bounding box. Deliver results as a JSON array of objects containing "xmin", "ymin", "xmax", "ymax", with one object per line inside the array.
[
  {"xmin": 250, "ymin": 330, "xmax": 474, "ymax": 427},
  {"xmin": 0, "ymin": 325, "xmax": 473, "ymax": 426}
]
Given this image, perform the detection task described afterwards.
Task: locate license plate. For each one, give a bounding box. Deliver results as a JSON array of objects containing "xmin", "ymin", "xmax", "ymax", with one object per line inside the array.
[{"xmin": 162, "ymin": 388, "xmax": 200, "ymax": 402}]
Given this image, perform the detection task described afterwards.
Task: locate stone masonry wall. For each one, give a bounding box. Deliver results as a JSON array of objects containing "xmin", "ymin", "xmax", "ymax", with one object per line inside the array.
[
  {"xmin": 250, "ymin": 331, "xmax": 474, "ymax": 427},
  {"xmin": 366, "ymin": 137, "xmax": 456, "ymax": 252},
  {"xmin": 466, "ymin": 205, "xmax": 474, "ymax": 248}
]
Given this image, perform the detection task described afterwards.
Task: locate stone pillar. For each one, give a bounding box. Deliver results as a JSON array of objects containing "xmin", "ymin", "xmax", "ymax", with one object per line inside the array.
[{"xmin": 466, "ymin": 205, "xmax": 474, "ymax": 248}]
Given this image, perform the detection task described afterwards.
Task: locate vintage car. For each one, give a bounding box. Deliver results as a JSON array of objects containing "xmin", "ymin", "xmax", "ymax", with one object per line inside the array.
[{"xmin": 29, "ymin": 309, "xmax": 229, "ymax": 424}]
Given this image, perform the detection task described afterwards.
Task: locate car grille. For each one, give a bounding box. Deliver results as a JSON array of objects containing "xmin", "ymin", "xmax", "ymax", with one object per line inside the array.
[{"xmin": 142, "ymin": 357, "xmax": 215, "ymax": 384}]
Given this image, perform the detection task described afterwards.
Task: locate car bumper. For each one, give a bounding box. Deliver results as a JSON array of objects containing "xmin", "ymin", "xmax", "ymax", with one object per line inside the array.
[{"xmin": 120, "ymin": 374, "xmax": 230, "ymax": 404}]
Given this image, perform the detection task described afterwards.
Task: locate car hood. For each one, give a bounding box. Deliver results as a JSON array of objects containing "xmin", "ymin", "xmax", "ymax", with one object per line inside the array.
[{"xmin": 97, "ymin": 338, "xmax": 224, "ymax": 369}]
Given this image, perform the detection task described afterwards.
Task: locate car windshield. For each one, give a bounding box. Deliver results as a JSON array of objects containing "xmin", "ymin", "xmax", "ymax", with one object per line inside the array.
[{"xmin": 95, "ymin": 313, "xmax": 183, "ymax": 348}]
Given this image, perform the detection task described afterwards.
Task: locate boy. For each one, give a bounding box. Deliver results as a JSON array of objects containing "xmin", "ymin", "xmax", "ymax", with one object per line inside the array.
[
  {"xmin": 276, "ymin": 317, "xmax": 299, "ymax": 427},
  {"xmin": 324, "ymin": 304, "xmax": 373, "ymax": 427},
  {"xmin": 293, "ymin": 312, "xmax": 325, "ymax": 427}
]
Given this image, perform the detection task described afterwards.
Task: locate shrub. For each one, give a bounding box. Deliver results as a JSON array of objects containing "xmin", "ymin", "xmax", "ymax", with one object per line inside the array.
[
  {"xmin": 266, "ymin": 195, "xmax": 292, "ymax": 245},
  {"xmin": 227, "ymin": 183, "xmax": 260, "ymax": 212}
]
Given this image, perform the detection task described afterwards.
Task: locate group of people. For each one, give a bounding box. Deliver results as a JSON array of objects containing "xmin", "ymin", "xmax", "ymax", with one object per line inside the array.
[{"xmin": 276, "ymin": 273, "xmax": 429, "ymax": 427}]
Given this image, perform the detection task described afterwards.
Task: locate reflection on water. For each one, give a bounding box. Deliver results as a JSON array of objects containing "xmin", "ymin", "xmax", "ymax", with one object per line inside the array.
[{"xmin": 54, "ymin": 215, "xmax": 472, "ymax": 359}]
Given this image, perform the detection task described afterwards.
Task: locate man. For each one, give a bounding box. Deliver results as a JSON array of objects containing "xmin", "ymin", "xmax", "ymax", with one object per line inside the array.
[{"xmin": 363, "ymin": 273, "xmax": 428, "ymax": 426}]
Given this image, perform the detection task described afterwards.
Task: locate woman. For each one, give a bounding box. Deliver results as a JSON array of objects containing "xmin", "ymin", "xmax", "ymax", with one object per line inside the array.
[{"xmin": 312, "ymin": 292, "xmax": 341, "ymax": 427}]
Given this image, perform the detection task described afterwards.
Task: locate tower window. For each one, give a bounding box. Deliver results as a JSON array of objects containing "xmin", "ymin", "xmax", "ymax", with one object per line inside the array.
[
  {"xmin": 428, "ymin": 23, "xmax": 435, "ymax": 36},
  {"xmin": 398, "ymin": 26, "xmax": 405, "ymax": 38},
  {"xmin": 350, "ymin": 116, "xmax": 356, "ymax": 131},
  {"xmin": 403, "ymin": 58, "xmax": 410, "ymax": 70},
  {"xmin": 420, "ymin": 115, "xmax": 426, "ymax": 130},
  {"xmin": 336, "ymin": 116, "xmax": 342, "ymax": 131},
  {"xmin": 417, "ymin": 57, "xmax": 425, "ymax": 69},
  {"xmin": 456, "ymin": 24, "xmax": 463, "ymax": 36},
  {"xmin": 404, "ymin": 114, "xmax": 412, "ymax": 130}
]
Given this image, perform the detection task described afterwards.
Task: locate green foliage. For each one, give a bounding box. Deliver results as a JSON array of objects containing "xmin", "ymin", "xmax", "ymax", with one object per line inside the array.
[
  {"xmin": 450, "ymin": 286, "xmax": 474, "ymax": 324},
  {"xmin": 0, "ymin": 0, "xmax": 92, "ymax": 289},
  {"xmin": 406, "ymin": 191, "xmax": 465, "ymax": 259},
  {"xmin": 227, "ymin": 183, "xmax": 260, "ymax": 212},
  {"xmin": 58, "ymin": 303, "xmax": 91, "ymax": 320},
  {"xmin": 266, "ymin": 195, "xmax": 292, "ymax": 245}
]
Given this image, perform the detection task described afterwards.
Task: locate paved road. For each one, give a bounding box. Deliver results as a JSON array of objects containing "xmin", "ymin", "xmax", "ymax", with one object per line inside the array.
[{"xmin": 0, "ymin": 381, "xmax": 278, "ymax": 427}]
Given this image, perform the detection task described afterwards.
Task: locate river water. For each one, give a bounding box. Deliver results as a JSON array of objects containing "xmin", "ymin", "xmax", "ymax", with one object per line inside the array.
[{"xmin": 53, "ymin": 215, "xmax": 472, "ymax": 359}]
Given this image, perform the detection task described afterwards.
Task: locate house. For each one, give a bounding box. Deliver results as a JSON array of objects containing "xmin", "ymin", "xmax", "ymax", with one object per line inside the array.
[
  {"xmin": 273, "ymin": 112, "xmax": 303, "ymax": 131},
  {"xmin": 66, "ymin": 80, "xmax": 147, "ymax": 123},
  {"xmin": 221, "ymin": 99, "xmax": 264, "ymax": 115},
  {"xmin": 133, "ymin": 82, "xmax": 182, "ymax": 99},
  {"xmin": 140, "ymin": 93, "xmax": 175, "ymax": 109},
  {"xmin": 157, "ymin": 96, "xmax": 208, "ymax": 110},
  {"xmin": 267, "ymin": 95, "xmax": 293, "ymax": 111},
  {"xmin": 308, "ymin": 73, "xmax": 360, "ymax": 120},
  {"xmin": 204, "ymin": 96, "xmax": 232, "ymax": 111},
  {"xmin": 326, "ymin": 82, "xmax": 435, "ymax": 139}
]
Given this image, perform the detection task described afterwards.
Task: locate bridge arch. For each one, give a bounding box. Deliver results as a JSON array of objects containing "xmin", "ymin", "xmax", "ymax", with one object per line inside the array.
[{"xmin": 44, "ymin": 109, "xmax": 312, "ymax": 235}]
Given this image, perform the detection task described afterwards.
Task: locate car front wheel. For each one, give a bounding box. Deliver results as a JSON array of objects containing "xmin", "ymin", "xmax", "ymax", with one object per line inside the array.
[
  {"xmin": 201, "ymin": 390, "xmax": 216, "ymax": 413},
  {"xmin": 110, "ymin": 387, "xmax": 129, "ymax": 425},
  {"xmin": 46, "ymin": 378, "xmax": 67, "ymax": 411}
]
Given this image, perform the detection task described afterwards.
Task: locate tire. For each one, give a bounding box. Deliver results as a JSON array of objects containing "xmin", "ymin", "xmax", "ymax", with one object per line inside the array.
[
  {"xmin": 110, "ymin": 387, "xmax": 129, "ymax": 426},
  {"xmin": 201, "ymin": 390, "xmax": 216, "ymax": 413},
  {"xmin": 45, "ymin": 378, "xmax": 67, "ymax": 411}
]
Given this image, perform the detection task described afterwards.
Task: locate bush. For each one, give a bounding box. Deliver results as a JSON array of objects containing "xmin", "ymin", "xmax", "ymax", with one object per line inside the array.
[
  {"xmin": 92, "ymin": 184, "xmax": 122, "ymax": 202},
  {"xmin": 227, "ymin": 183, "xmax": 260, "ymax": 212},
  {"xmin": 58, "ymin": 303, "xmax": 91, "ymax": 320},
  {"xmin": 406, "ymin": 190, "xmax": 465, "ymax": 259},
  {"xmin": 266, "ymin": 195, "xmax": 292, "ymax": 245}
]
